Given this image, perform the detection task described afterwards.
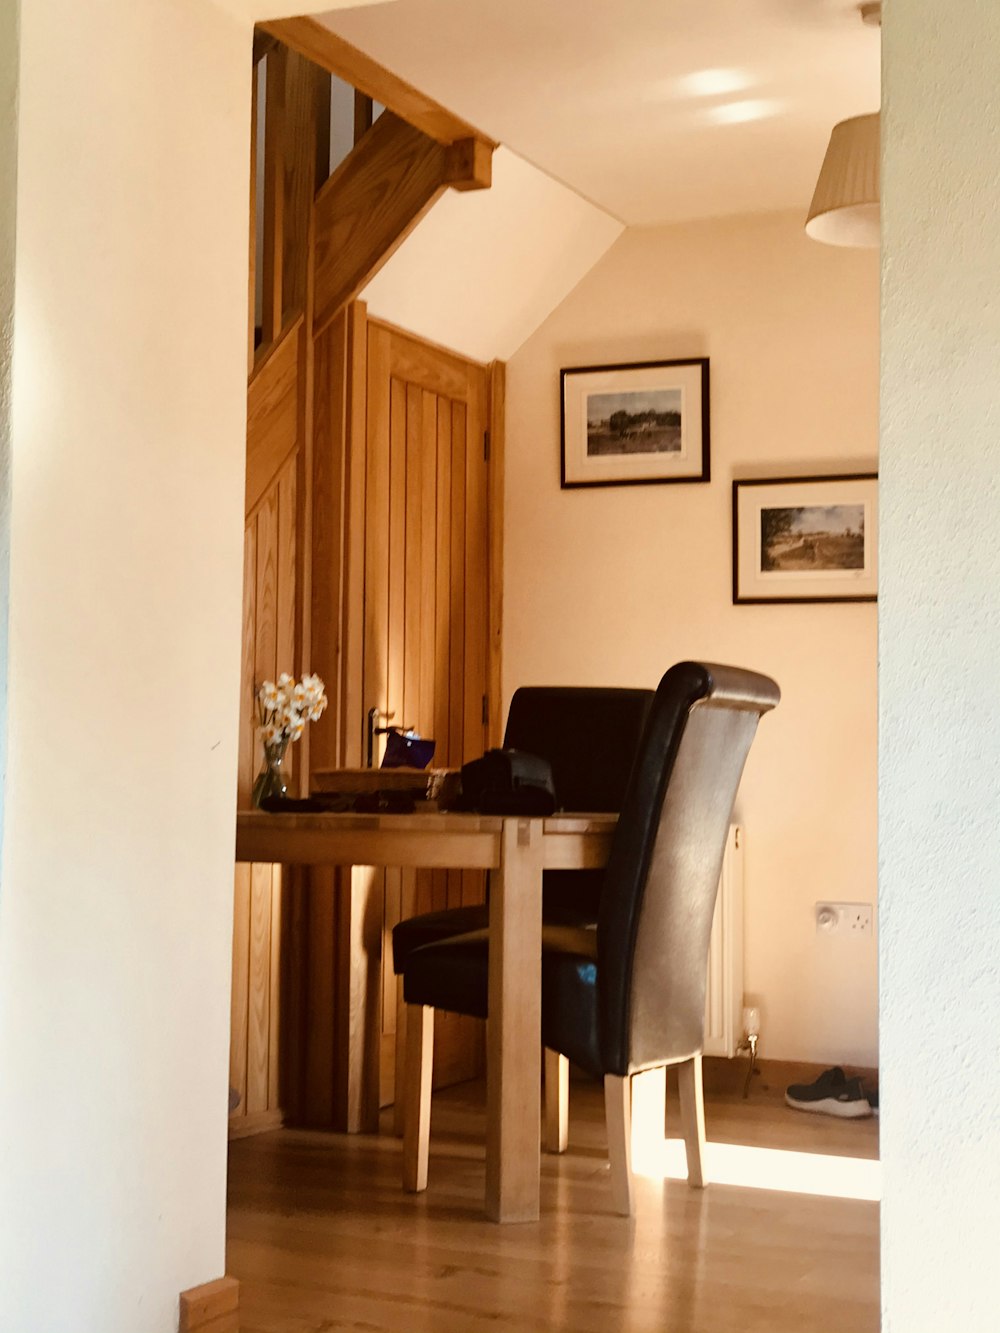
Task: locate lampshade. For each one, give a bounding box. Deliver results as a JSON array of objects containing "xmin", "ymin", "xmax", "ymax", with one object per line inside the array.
[{"xmin": 805, "ymin": 111, "xmax": 880, "ymax": 248}]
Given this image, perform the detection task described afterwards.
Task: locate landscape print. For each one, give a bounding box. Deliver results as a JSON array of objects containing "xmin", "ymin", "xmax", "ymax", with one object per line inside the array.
[
  {"xmin": 586, "ymin": 388, "xmax": 682, "ymax": 457},
  {"xmin": 760, "ymin": 503, "xmax": 865, "ymax": 572}
]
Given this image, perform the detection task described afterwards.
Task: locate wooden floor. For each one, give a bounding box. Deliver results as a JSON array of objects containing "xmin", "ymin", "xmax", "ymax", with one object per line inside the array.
[{"xmin": 227, "ymin": 1073, "xmax": 880, "ymax": 1333}]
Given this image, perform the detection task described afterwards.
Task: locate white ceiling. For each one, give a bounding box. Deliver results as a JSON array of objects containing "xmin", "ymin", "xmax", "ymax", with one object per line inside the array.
[{"xmin": 318, "ymin": 0, "xmax": 881, "ymax": 227}]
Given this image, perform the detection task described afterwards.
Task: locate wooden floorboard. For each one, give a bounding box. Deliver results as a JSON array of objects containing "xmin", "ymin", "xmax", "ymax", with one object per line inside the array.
[{"xmin": 227, "ymin": 1074, "xmax": 879, "ymax": 1333}]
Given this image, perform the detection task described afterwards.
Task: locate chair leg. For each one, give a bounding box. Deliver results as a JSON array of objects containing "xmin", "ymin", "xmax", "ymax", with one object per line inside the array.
[
  {"xmin": 629, "ymin": 1066, "xmax": 666, "ymax": 1160},
  {"xmin": 402, "ymin": 1004, "xmax": 434, "ymax": 1193},
  {"xmin": 603, "ymin": 1074, "xmax": 635, "ymax": 1217},
  {"xmin": 544, "ymin": 1049, "xmax": 569, "ymax": 1154},
  {"xmin": 677, "ymin": 1054, "xmax": 707, "ymax": 1189},
  {"xmin": 392, "ymin": 981, "xmax": 407, "ymax": 1138}
]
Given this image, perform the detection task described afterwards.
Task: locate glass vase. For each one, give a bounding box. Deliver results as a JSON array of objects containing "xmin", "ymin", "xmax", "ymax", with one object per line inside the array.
[{"xmin": 252, "ymin": 736, "xmax": 290, "ymax": 808}]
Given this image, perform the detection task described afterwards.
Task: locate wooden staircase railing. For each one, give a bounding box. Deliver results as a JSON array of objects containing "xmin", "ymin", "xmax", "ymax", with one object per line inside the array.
[{"xmin": 249, "ymin": 21, "xmax": 495, "ymax": 374}]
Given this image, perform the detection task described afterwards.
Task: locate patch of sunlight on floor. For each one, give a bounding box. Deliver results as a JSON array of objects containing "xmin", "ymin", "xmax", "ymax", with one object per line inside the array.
[{"xmin": 632, "ymin": 1138, "xmax": 881, "ymax": 1202}]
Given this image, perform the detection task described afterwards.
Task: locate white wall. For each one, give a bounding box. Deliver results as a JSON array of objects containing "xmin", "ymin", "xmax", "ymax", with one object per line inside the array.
[
  {"xmin": 0, "ymin": 2, "xmax": 252, "ymax": 1329},
  {"xmin": 0, "ymin": 0, "xmax": 16, "ymax": 846},
  {"xmin": 361, "ymin": 147, "xmax": 623, "ymax": 363},
  {"xmin": 505, "ymin": 210, "xmax": 878, "ymax": 1066},
  {"xmin": 881, "ymin": 1, "xmax": 1000, "ymax": 1328}
]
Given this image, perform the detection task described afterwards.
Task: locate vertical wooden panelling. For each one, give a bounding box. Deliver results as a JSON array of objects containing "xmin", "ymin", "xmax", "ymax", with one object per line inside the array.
[
  {"xmin": 234, "ymin": 40, "xmax": 354, "ymax": 1138},
  {"xmin": 455, "ymin": 384, "xmax": 489, "ymax": 1084},
  {"xmin": 434, "ymin": 403, "xmax": 454, "ymax": 917},
  {"xmin": 268, "ymin": 864, "xmax": 283, "ymax": 1110},
  {"xmin": 463, "ymin": 376, "xmax": 489, "ymax": 768},
  {"xmin": 303, "ymin": 873, "xmax": 336, "ymax": 1126},
  {"xmin": 231, "ymin": 522, "xmax": 257, "ymax": 1116},
  {"xmin": 238, "ymin": 527, "xmax": 258, "ymax": 805},
  {"xmin": 416, "ymin": 391, "xmax": 438, "ymax": 918},
  {"xmin": 309, "ymin": 312, "xmax": 349, "ymax": 773},
  {"xmin": 381, "ymin": 376, "xmax": 409, "ymax": 1056},
  {"xmin": 295, "ymin": 269, "xmax": 315, "ymax": 792},
  {"xmin": 281, "ymin": 52, "xmax": 328, "ymax": 326},
  {"xmin": 448, "ymin": 399, "xmax": 467, "ymax": 912},
  {"xmin": 254, "ymin": 491, "xmax": 279, "ymax": 716},
  {"xmin": 248, "ymin": 64, "xmax": 259, "ymax": 376},
  {"xmin": 244, "ymin": 478, "xmax": 280, "ymax": 1122},
  {"xmin": 340, "ymin": 302, "xmax": 368, "ymax": 767},
  {"xmin": 418, "ymin": 390, "xmax": 438, "ymax": 739},
  {"xmin": 276, "ymin": 458, "xmax": 297, "ymax": 781},
  {"xmin": 402, "ymin": 384, "xmax": 424, "ymax": 920},
  {"xmin": 247, "ymin": 861, "xmax": 273, "ymax": 1114},
  {"xmin": 387, "ymin": 376, "xmax": 407, "ymax": 754},
  {"xmin": 487, "ymin": 361, "xmax": 505, "ymax": 746},
  {"xmin": 261, "ymin": 46, "xmax": 287, "ymax": 347},
  {"xmin": 230, "ymin": 867, "xmax": 251, "ymax": 1114},
  {"xmin": 363, "ymin": 326, "xmax": 392, "ymax": 745},
  {"xmin": 232, "ymin": 307, "xmax": 305, "ymax": 1136}
]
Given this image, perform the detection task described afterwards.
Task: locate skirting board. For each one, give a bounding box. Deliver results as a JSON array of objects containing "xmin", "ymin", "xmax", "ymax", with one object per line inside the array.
[
  {"xmin": 228, "ymin": 1108, "xmax": 283, "ymax": 1140},
  {"xmin": 699, "ymin": 1056, "xmax": 878, "ymax": 1101},
  {"xmin": 179, "ymin": 1276, "xmax": 239, "ymax": 1333}
]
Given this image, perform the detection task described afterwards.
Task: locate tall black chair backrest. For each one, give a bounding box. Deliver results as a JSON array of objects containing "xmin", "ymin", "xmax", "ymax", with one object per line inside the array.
[
  {"xmin": 503, "ymin": 686, "xmax": 654, "ymax": 812},
  {"xmin": 597, "ymin": 662, "xmax": 780, "ymax": 1076},
  {"xmin": 505, "ymin": 686, "xmax": 655, "ymax": 922}
]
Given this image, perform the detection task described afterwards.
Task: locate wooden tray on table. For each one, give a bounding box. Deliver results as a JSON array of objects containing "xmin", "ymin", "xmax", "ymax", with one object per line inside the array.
[{"xmin": 311, "ymin": 767, "xmax": 461, "ymax": 810}]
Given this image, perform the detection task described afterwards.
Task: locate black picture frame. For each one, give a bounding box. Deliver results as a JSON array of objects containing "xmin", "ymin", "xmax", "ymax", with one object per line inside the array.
[
  {"xmin": 732, "ymin": 473, "xmax": 879, "ymax": 604},
  {"xmin": 560, "ymin": 357, "xmax": 710, "ymax": 489}
]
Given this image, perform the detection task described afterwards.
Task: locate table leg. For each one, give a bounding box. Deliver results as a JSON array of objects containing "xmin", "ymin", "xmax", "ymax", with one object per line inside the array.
[
  {"xmin": 486, "ymin": 817, "xmax": 543, "ymax": 1222},
  {"xmin": 336, "ymin": 864, "xmax": 382, "ymax": 1133}
]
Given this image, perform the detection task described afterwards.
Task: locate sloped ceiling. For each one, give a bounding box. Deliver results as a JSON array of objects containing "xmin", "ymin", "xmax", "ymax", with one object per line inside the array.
[
  {"xmin": 360, "ymin": 147, "xmax": 623, "ymax": 363},
  {"xmin": 225, "ymin": 0, "xmax": 389, "ymax": 22}
]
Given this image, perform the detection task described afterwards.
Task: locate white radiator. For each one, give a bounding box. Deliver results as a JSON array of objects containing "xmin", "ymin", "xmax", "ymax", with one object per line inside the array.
[{"xmin": 702, "ymin": 824, "xmax": 745, "ymax": 1058}]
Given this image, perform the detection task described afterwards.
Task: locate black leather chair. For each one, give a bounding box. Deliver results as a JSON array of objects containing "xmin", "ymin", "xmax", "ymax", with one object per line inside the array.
[
  {"xmin": 400, "ymin": 661, "xmax": 780, "ymax": 1215},
  {"xmin": 390, "ymin": 686, "xmax": 655, "ymax": 972}
]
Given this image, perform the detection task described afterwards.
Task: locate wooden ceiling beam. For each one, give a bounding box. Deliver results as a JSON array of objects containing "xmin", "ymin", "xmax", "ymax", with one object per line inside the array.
[{"xmin": 257, "ymin": 16, "xmax": 495, "ymax": 152}]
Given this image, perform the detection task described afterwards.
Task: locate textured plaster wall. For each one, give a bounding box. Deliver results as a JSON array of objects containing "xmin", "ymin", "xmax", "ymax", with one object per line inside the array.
[
  {"xmin": 880, "ymin": 1, "xmax": 1000, "ymax": 1328},
  {"xmin": 0, "ymin": 1, "xmax": 251, "ymax": 1328},
  {"xmin": 505, "ymin": 210, "xmax": 878, "ymax": 1066},
  {"xmin": 0, "ymin": 0, "xmax": 15, "ymax": 859}
]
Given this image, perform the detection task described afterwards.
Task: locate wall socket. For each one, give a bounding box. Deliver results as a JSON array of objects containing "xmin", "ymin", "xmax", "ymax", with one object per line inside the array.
[{"xmin": 816, "ymin": 901, "xmax": 874, "ymax": 936}]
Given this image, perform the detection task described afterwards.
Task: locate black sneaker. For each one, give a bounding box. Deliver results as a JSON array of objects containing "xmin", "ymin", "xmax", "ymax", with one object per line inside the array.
[{"xmin": 785, "ymin": 1066, "xmax": 873, "ymax": 1119}]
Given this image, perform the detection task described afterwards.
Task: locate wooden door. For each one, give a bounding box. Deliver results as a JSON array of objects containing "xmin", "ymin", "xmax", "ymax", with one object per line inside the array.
[{"xmin": 364, "ymin": 320, "xmax": 491, "ymax": 1103}]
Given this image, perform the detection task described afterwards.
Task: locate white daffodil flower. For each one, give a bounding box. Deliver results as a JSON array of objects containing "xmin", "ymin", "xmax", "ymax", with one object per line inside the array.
[{"xmin": 257, "ymin": 671, "xmax": 326, "ymax": 750}]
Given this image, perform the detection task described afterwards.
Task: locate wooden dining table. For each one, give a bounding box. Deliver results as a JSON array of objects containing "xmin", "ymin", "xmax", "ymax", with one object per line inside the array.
[{"xmin": 235, "ymin": 808, "xmax": 617, "ymax": 1223}]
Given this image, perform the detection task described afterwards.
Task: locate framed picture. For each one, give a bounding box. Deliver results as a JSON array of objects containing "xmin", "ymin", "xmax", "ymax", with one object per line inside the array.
[
  {"xmin": 733, "ymin": 473, "xmax": 878, "ymax": 604},
  {"xmin": 560, "ymin": 357, "xmax": 710, "ymax": 488}
]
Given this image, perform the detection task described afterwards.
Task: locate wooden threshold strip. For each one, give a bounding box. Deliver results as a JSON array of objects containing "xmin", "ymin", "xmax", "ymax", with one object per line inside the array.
[
  {"xmin": 179, "ymin": 1276, "xmax": 239, "ymax": 1333},
  {"xmin": 258, "ymin": 16, "xmax": 495, "ymax": 151}
]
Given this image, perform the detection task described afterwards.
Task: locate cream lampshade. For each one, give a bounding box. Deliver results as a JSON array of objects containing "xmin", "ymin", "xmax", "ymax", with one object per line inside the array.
[{"xmin": 805, "ymin": 111, "xmax": 880, "ymax": 248}]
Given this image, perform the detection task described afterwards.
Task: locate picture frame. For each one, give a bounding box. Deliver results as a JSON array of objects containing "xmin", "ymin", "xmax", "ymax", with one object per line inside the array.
[
  {"xmin": 560, "ymin": 357, "xmax": 710, "ymax": 488},
  {"xmin": 732, "ymin": 473, "xmax": 878, "ymax": 604}
]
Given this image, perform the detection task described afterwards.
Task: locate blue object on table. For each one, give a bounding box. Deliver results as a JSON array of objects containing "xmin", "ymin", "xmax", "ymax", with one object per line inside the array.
[{"xmin": 381, "ymin": 728, "xmax": 436, "ymax": 770}]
